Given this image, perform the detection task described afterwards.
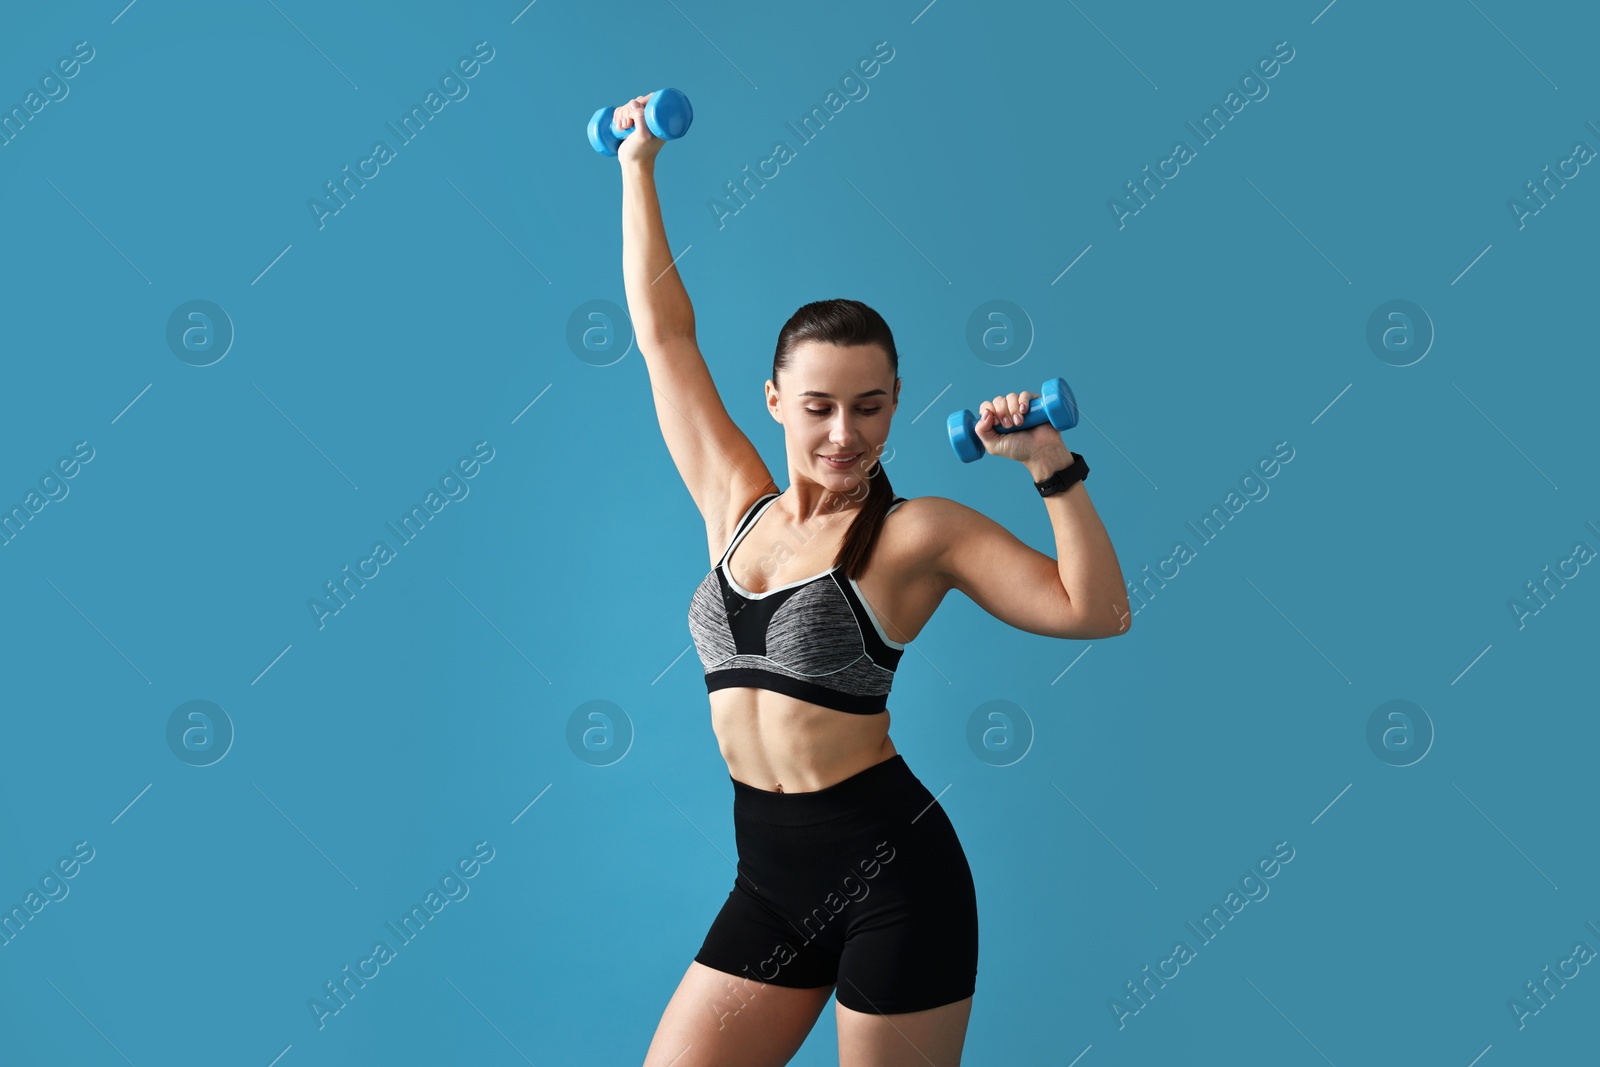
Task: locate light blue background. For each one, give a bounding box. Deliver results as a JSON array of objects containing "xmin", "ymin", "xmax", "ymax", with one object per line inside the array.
[{"xmin": 2, "ymin": 1, "xmax": 1596, "ymax": 1064}]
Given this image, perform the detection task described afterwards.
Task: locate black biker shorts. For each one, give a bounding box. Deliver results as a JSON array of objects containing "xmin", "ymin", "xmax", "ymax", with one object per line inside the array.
[{"xmin": 693, "ymin": 753, "xmax": 979, "ymax": 1015}]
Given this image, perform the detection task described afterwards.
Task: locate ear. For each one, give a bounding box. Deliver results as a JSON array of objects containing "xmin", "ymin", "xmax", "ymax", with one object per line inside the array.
[{"xmin": 764, "ymin": 380, "xmax": 783, "ymax": 422}]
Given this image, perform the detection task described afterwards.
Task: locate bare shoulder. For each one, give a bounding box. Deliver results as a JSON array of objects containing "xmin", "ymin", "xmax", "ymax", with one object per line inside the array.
[
  {"xmin": 878, "ymin": 495, "xmax": 972, "ymax": 584},
  {"xmin": 888, "ymin": 494, "xmax": 980, "ymax": 539},
  {"xmin": 886, "ymin": 495, "xmax": 1029, "ymax": 589}
]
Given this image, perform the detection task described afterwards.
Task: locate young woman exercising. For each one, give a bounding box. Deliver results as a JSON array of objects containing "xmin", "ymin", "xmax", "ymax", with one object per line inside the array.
[{"xmin": 613, "ymin": 94, "xmax": 1132, "ymax": 1067}]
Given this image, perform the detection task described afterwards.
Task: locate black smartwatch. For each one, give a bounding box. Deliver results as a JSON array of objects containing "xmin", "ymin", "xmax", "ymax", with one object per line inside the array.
[{"xmin": 1034, "ymin": 452, "xmax": 1089, "ymax": 497}]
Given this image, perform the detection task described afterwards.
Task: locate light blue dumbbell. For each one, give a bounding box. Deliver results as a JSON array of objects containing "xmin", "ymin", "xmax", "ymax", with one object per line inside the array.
[
  {"xmin": 587, "ymin": 88, "xmax": 694, "ymax": 156},
  {"xmin": 947, "ymin": 377, "xmax": 1080, "ymax": 463}
]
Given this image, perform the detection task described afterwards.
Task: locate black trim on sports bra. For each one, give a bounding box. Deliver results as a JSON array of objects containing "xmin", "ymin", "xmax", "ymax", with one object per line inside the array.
[{"xmin": 688, "ymin": 490, "xmax": 910, "ymax": 715}]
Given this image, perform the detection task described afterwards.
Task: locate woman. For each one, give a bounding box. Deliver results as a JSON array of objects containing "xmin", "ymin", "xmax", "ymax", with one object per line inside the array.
[{"xmin": 615, "ymin": 95, "xmax": 1131, "ymax": 1067}]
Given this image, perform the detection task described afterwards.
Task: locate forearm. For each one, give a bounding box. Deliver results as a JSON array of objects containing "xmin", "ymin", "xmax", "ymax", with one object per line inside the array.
[
  {"xmin": 620, "ymin": 159, "xmax": 695, "ymax": 341},
  {"xmin": 1026, "ymin": 444, "xmax": 1132, "ymax": 635}
]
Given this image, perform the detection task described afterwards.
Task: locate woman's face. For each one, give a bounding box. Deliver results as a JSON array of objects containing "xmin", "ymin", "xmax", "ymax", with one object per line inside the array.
[{"xmin": 767, "ymin": 341, "xmax": 899, "ymax": 490}]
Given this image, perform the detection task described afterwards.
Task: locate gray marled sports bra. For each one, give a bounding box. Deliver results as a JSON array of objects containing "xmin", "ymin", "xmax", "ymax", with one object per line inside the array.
[{"xmin": 687, "ymin": 491, "xmax": 908, "ymax": 715}]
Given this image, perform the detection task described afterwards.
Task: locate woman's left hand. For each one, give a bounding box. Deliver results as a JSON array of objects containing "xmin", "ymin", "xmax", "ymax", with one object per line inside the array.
[{"xmin": 974, "ymin": 391, "xmax": 1062, "ymax": 464}]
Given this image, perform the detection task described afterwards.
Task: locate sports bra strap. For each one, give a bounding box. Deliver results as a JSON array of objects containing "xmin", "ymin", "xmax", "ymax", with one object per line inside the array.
[{"xmin": 717, "ymin": 491, "xmax": 780, "ymax": 564}]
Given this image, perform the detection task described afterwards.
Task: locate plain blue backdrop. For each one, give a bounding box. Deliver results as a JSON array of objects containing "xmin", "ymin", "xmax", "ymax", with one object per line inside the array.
[{"xmin": 2, "ymin": 1, "xmax": 1596, "ymax": 1064}]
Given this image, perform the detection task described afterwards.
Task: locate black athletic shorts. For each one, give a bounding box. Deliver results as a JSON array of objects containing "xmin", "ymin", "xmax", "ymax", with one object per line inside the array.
[{"xmin": 693, "ymin": 753, "xmax": 979, "ymax": 1015}]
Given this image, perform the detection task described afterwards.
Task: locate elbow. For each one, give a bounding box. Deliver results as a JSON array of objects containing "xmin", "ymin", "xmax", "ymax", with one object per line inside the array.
[
  {"xmin": 1075, "ymin": 620, "xmax": 1131, "ymax": 641},
  {"xmin": 1101, "ymin": 586, "xmax": 1134, "ymax": 638},
  {"xmin": 1059, "ymin": 600, "xmax": 1133, "ymax": 640},
  {"xmin": 1103, "ymin": 601, "xmax": 1134, "ymax": 638}
]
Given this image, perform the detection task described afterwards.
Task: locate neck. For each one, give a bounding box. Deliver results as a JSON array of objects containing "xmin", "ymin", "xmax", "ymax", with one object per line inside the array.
[{"xmin": 782, "ymin": 479, "xmax": 868, "ymax": 524}]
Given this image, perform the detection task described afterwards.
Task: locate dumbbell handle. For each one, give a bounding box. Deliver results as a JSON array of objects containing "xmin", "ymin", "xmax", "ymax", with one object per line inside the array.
[
  {"xmin": 946, "ymin": 377, "xmax": 1080, "ymax": 463},
  {"xmin": 587, "ymin": 88, "xmax": 694, "ymax": 156}
]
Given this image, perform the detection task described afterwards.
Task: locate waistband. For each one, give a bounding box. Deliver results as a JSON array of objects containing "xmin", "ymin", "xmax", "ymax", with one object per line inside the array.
[{"xmin": 731, "ymin": 754, "xmax": 924, "ymax": 826}]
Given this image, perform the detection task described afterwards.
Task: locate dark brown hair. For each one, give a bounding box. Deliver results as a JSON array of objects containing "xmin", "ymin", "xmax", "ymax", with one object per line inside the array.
[{"xmin": 772, "ymin": 298, "xmax": 900, "ymax": 581}]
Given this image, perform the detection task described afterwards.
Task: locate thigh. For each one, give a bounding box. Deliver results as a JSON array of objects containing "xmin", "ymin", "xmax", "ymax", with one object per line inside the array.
[
  {"xmin": 830, "ymin": 794, "xmax": 980, "ymax": 1064},
  {"xmin": 836, "ymin": 995, "xmax": 974, "ymax": 1067},
  {"xmin": 833, "ymin": 799, "xmax": 979, "ymax": 1016},
  {"xmin": 642, "ymin": 961, "xmax": 833, "ymax": 1067}
]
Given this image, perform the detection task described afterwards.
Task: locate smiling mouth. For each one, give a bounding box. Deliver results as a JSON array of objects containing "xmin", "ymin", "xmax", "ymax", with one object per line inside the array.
[{"xmin": 820, "ymin": 452, "xmax": 861, "ymax": 463}]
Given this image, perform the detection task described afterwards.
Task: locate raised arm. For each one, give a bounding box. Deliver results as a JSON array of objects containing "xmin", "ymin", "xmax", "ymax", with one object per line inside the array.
[
  {"xmin": 933, "ymin": 391, "xmax": 1131, "ymax": 640},
  {"xmin": 616, "ymin": 96, "xmax": 776, "ymax": 558}
]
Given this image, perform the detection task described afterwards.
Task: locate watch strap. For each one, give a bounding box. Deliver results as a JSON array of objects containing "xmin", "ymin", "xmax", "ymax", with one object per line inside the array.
[{"xmin": 1035, "ymin": 452, "xmax": 1089, "ymax": 496}]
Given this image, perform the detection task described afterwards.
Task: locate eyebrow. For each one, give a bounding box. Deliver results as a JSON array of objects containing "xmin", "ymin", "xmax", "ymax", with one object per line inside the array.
[{"xmin": 798, "ymin": 389, "xmax": 888, "ymax": 399}]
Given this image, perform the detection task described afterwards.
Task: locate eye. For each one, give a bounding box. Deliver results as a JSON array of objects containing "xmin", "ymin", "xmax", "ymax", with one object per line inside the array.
[{"xmin": 806, "ymin": 407, "xmax": 883, "ymax": 416}]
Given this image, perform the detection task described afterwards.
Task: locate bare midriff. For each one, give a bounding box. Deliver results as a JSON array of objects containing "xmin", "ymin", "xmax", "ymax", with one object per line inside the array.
[{"xmin": 710, "ymin": 688, "xmax": 898, "ymax": 794}]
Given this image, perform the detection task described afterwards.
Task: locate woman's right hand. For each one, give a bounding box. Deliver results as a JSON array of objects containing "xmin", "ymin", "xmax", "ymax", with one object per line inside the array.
[{"xmin": 615, "ymin": 94, "xmax": 664, "ymax": 166}]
